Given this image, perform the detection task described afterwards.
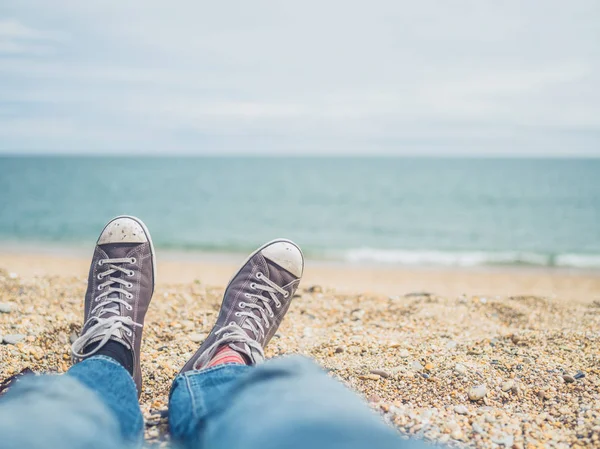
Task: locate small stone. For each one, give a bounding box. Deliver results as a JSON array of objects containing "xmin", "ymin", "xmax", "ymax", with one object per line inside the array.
[
  {"xmin": 468, "ymin": 385, "xmax": 487, "ymax": 401},
  {"xmin": 454, "ymin": 363, "xmax": 467, "ymax": 375},
  {"xmin": 562, "ymin": 374, "xmax": 575, "ymax": 383},
  {"xmin": 404, "ymin": 291, "xmax": 433, "ymax": 298},
  {"xmin": 307, "ymin": 285, "xmax": 322, "ymax": 293},
  {"xmin": 0, "ymin": 303, "xmax": 12, "ymax": 313},
  {"xmin": 492, "ymin": 434, "xmax": 514, "ymax": 447},
  {"xmin": 335, "ymin": 346, "xmax": 345, "ymax": 353},
  {"xmin": 450, "ymin": 430, "xmax": 463, "ymax": 440},
  {"xmin": 370, "ymin": 369, "xmax": 390, "ymax": 378},
  {"xmin": 359, "ymin": 374, "xmax": 381, "ymax": 381},
  {"xmin": 574, "ymin": 371, "xmax": 586, "ymax": 380},
  {"xmin": 411, "ymin": 361, "xmax": 424, "ymax": 371},
  {"xmin": 189, "ymin": 333, "xmax": 205, "ymax": 343},
  {"xmin": 445, "ymin": 340, "xmax": 457, "ymax": 350},
  {"xmin": 58, "ymin": 332, "xmax": 68, "ymax": 344},
  {"xmin": 3, "ymin": 334, "xmax": 26, "ymax": 345},
  {"xmin": 484, "ymin": 414, "xmax": 495, "ymax": 423},
  {"xmin": 501, "ymin": 380, "xmax": 515, "ymax": 392},
  {"xmin": 472, "ymin": 422, "xmax": 485, "ymax": 434},
  {"xmin": 399, "ymin": 349, "xmax": 410, "ymax": 358},
  {"xmin": 367, "ymin": 394, "xmax": 381, "ymax": 403},
  {"xmin": 454, "ymin": 405, "xmax": 469, "ymax": 415},
  {"xmin": 424, "ymin": 362, "xmax": 434, "ymax": 371}
]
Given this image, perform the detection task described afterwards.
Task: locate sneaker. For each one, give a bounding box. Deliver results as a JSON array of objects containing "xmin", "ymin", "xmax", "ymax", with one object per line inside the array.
[
  {"xmin": 71, "ymin": 216, "xmax": 156, "ymax": 395},
  {"xmin": 180, "ymin": 239, "xmax": 304, "ymax": 372}
]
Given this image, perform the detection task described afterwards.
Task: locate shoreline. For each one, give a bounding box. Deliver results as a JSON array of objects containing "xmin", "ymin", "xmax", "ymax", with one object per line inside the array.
[{"xmin": 1, "ymin": 245, "xmax": 598, "ymax": 304}]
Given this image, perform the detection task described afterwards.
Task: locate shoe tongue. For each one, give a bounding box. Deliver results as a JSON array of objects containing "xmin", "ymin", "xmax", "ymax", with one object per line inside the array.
[{"xmin": 95, "ymin": 242, "xmax": 138, "ymax": 339}]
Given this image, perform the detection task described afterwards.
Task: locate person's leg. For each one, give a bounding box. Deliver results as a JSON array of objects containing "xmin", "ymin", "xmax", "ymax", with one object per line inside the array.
[
  {"xmin": 170, "ymin": 356, "xmax": 425, "ymax": 449},
  {"xmin": 169, "ymin": 239, "xmax": 422, "ymax": 448},
  {"xmin": 0, "ymin": 356, "xmax": 140, "ymax": 449},
  {"xmin": 0, "ymin": 216, "xmax": 156, "ymax": 449}
]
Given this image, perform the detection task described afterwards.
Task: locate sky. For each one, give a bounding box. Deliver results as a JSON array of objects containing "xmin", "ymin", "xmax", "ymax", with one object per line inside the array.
[{"xmin": 0, "ymin": 1, "xmax": 599, "ymax": 156}]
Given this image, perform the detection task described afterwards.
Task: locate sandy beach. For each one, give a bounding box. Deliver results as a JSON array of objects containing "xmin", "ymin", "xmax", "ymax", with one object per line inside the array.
[{"xmin": 1, "ymin": 251, "xmax": 599, "ymax": 448}]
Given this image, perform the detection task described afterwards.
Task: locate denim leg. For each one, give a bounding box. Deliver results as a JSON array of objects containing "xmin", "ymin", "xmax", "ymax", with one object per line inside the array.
[
  {"xmin": 67, "ymin": 355, "xmax": 144, "ymax": 444},
  {"xmin": 170, "ymin": 356, "xmax": 428, "ymax": 449},
  {"xmin": 0, "ymin": 358, "xmax": 137, "ymax": 449}
]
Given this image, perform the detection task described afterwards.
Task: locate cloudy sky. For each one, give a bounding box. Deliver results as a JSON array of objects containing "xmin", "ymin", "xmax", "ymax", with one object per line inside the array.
[{"xmin": 1, "ymin": 1, "xmax": 599, "ymax": 155}]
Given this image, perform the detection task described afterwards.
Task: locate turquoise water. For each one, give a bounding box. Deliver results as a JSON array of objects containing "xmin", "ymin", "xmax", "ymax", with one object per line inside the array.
[{"xmin": 0, "ymin": 156, "xmax": 599, "ymax": 268}]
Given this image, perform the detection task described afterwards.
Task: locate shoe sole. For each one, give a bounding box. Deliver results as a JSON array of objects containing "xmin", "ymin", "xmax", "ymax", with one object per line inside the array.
[{"xmin": 96, "ymin": 215, "xmax": 157, "ymax": 290}]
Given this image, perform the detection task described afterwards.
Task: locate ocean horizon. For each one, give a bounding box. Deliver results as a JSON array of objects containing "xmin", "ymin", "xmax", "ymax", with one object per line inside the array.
[{"xmin": 1, "ymin": 156, "xmax": 599, "ymax": 269}]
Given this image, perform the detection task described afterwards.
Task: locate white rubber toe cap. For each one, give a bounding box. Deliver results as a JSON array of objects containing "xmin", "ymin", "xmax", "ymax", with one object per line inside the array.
[
  {"xmin": 261, "ymin": 240, "xmax": 304, "ymax": 278},
  {"xmin": 98, "ymin": 217, "xmax": 149, "ymax": 245}
]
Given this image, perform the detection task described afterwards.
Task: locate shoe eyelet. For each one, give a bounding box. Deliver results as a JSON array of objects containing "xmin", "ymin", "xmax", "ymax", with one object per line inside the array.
[
  {"xmin": 239, "ymin": 302, "xmax": 246, "ymax": 308},
  {"xmin": 126, "ymin": 293, "xmax": 133, "ymax": 299},
  {"xmin": 126, "ymin": 283, "xmax": 133, "ymax": 289},
  {"xmin": 97, "ymin": 285, "xmax": 103, "ymax": 291},
  {"xmin": 127, "ymin": 316, "xmax": 133, "ymax": 321},
  {"xmin": 126, "ymin": 305, "xmax": 133, "ymax": 311},
  {"xmin": 235, "ymin": 312, "xmax": 241, "ymax": 317},
  {"xmin": 130, "ymin": 258, "xmax": 137, "ymax": 264},
  {"xmin": 250, "ymin": 283, "xmax": 256, "ymax": 289},
  {"xmin": 228, "ymin": 321, "xmax": 236, "ymax": 326},
  {"xmin": 127, "ymin": 331, "xmax": 132, "ymax": 337},
  {"xmin": 97, "ymin": 273, "xmax": 103, "ymax": 280},
  {"xmin": 268, "ymin": 312, "xmax": 274, "ymax": 318},
  {"xmin": 275, "ymin": 303, "xmax": 282, "ymax": 309},
  {"xmin": 127, "ymin": 270, "xmax": 134, "ymax": 277},
  {"xmin": 256, "ymin": 272, "xmax": 263, "ymax": 279},
  {"xmin": 283, "ymin": 292, "xmax": 289, "ymax": 298},
  {"xmin": 98, "ymin": 260, "xmax": 104, "ymax": 266},
  {"xmin": 244, "ymin": 293, "xmax": 250, "ymax": 298}
]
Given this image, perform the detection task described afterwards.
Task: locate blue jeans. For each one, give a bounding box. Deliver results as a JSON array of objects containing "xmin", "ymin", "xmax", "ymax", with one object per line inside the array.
[{"xmin": 0, "ymin": 355, "xmax": 427, "ymax": 449}]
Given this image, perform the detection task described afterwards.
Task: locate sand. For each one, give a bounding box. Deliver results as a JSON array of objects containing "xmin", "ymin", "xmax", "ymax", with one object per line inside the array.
[{"xmin": 1, "ymin": 251, "xmax": 599, "ymax": 448}]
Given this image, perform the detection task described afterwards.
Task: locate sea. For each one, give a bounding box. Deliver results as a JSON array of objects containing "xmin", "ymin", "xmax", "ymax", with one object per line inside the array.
[{"xmin": 0, "ymin": 156, "xmax": 599, "ymax": 269}]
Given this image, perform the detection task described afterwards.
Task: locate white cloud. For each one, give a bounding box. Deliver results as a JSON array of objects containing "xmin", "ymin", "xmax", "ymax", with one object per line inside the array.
[{"xmin": 0, "ymin": 1, "xmax": 599, "ymax": 155}]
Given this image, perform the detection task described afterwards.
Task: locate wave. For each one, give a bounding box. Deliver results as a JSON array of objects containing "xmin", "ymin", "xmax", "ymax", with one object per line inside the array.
[{"xmin": 340, "ymin": 248, "xmax": 600, "ymax": 268}]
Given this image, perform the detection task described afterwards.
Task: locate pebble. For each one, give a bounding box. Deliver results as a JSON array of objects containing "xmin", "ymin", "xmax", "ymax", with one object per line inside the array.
[
  {"xmin": 562, "ymin": 374, "xmax": 575, "ymax": 383},
  {"xmin": 399, "ymin": 349, "xmax": 410, "ymax": 358},
  {"xmin": 574, "ymin": 371, "xmax": 586, "ymax": 380},
  {"xmin": 335, "ymin": 346, "xmax": 345, "ymax": 353},
  {"xmin": 0, "ymin": 303, "xmax": 12, "ymax": 313},
  {"xmin": 369, "ymin": 369, "xmax": 390, "ymax": 378},
  {"xmin": 188, "ymin": 333, "xmax": 205, "ymax": 343},
  {"xmin": 411, "ymin": 361, "xmax": 424, "ymax": 371},
  {"xmin": 501, "ymin": 380, "xmax": 515, "ymax": 392},
  {"xmin": 3, "ymin": 334, "xmax": 26, "ymax": 345},
  {"xmin": 454, "ymin": 363, "xmax": 467, "ymax": 375},
  {"xmin": 454, "ymin": 405, "xmax": 469, "ymax": 415},
  {"xmin": 450, "ymin": 430, "xmax": 463, "ymax": 440},
  {"xmin": 492, "ymin": 434, "xmax": 514, "ymax": 447},
  {"xmin": 445, "ymin": 340, "xmax": 457, "ymax": 350},
  {"xmin": 468, "ymin": 385, "xmax": 487, "ymax": 401},
  {"xmin": 472, "ymin": 422, "xmax": 485, "ymax": 434}
]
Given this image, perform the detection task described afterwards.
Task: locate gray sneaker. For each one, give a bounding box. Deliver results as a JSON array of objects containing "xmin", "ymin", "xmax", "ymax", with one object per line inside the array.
[
  {"xmin": 71, "ymin": 216, "xmax": 156, "ymax": 396},
  {"xmin": 180, "ymin": 239, "xmax": 304, "ymax": 372}
]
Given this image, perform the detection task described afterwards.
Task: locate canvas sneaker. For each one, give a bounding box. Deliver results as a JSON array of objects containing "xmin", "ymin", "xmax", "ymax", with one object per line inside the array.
[
  {"xmin": 180, "ymin": 239, "xmax": 303, "ymax": 372},
  {"xmin": 71, "ymin": 216, "xmax": 156, "ymax": 396}
]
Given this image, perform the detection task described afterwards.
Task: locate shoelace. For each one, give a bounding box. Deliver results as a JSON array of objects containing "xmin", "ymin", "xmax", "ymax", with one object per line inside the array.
[
  {"xmin": 193, "ymin": 271, "xmax": 288, "ymax": 369},
  {"xmin": 72, "ymin": 257, "xmax": 141, "ymax": 359}
]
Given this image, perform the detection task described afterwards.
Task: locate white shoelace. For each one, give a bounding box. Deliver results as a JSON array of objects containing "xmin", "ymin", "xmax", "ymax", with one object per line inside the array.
[
  {"xmin": 72, "ymin": 257, "xmax": 141, "ymax": 358},
  {"xmin": 193, "ymin": 271, "xmax": 288, "ymax": 369}
]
